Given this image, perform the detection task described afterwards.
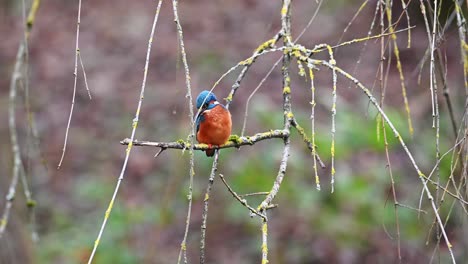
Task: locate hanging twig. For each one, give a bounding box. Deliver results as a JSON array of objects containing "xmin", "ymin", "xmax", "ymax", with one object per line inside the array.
[
  {"xmin": 58, "ymin": 0, "xmax": 85, "ymax": 169},
  {"xmin": 0, "ymin": 0, "xmax": 41, "ymax": 239},
  {"xmin": 199, "ymin": 150, "xmax": 219, "ymax": 264},
  {"xmin": 171, "ymin": 0, "xmax": 196, "ymax": 262},
  {"xmin": 219, "ymin": 174, "xmax": 267, "ymax": 219}
]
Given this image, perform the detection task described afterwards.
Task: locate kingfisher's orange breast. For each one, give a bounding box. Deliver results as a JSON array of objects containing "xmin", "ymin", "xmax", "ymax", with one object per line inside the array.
[{"xmin": 197, "ymin": 105, "xmax": 232, "ymax": 145}]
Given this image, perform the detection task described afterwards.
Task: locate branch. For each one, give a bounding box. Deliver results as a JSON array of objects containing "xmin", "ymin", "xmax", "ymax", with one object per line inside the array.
[
  {"xmin": 225, "ymin": 31, "xmax": 283, "ymax": 109},
  {"xmin": 219, "ymin": 174, "xmax": 267, "ymax": 219},
  {"xmin": 172, "ymin": 0, "xmax": 196, "ymax": 262},
  {"xmin": 257, "ymin": 0, "xmax": 293, "ymax": 213},
  {"xmin": 87, "ymin": 1, "xmax": 164, "ymax": 263},
  {"xmin": 257, "ymin": 2, "xmax": 292, "ymax": 263},
  {"xmin": 291, "ymin": 116, "xmax": 326, "ymax": 169},
  {"xmin": 120, "ymin": 130, "xmax": 289, "ymax": 151},
  {"xmin": 200, "ymin": 150, "xmax": 219, "ymax": 264}
]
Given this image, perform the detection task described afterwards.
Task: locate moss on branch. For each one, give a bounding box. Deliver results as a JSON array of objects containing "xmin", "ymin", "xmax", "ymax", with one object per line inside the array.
[{"xmin": 120, "ymin": 130, "xmax": 289, "ymax": 151}]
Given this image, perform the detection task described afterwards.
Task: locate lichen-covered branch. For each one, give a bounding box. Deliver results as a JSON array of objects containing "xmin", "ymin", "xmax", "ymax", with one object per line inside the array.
[
  {"xmin": 171, "ymin": 0, "xmax": 197, "ymax": 262},
  {"xmin": 58, "ymin": 0, "xmax": 83, "ymax": 169},
  {"xmin": 291, "ymin": 118, "xmax": 326, "ymax": 169},
  {"xmin": 120, "ymin": 130, "xmax": 289, "ymax": 151},
  {"xmin": 257, "ymin": 2, "xmax": 292, "ymax": 263},
  {"xmin": 225, "ymin": 31, "xmax": 283, "ymax": 109},
  {"xmin": 219, "ymin": 174, "xmax": 267, "ymax": 219}
]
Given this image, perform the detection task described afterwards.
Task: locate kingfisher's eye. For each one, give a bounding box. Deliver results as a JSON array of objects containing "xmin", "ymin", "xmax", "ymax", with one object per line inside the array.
[{"xmin": 202, "ymin": 103, "xmax": 209, "ymax": 109}]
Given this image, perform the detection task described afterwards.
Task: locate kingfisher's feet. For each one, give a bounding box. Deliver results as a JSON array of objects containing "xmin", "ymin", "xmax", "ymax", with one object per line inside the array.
[
  {"xmin": 204, "ymin": 144, "xmax": 219, "ymax": 157},
  {"xmin": 207, "ymin": 144, "xmax": 221, "ymax": 150}
]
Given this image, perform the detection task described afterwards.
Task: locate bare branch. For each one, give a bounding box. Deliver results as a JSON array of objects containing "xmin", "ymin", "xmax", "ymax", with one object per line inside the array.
[
  {"xmin": 58, "ymin": 0, "xmax": 83, "ymax": 169},
  {"xmin": 1, "ymin": 0, "xmax": 40, "ymax": 240},
  {"xmin": 200, "ymin": 151, "xmax": 220, "ymax": 264},
  {"xmin": 219, "ymin": 174, "xmax": 267, "ymax": 219},
  {"xmin": 87, "ymin": 1, "xmax": 164, "ymax": 262}
]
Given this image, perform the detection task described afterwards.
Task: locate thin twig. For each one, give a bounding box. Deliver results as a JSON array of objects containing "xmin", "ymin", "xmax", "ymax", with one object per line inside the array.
[
  {"xmin": 0, "ymin": 0, "xmax": 40, "ymax": 239},
  {"xmin": 1, "ymin": 43, "xmax": 24, "ymax": 237},
  {"xmin": 335, "ymin": 0, "xmax": 370, "ymax": 47},
  {"xmin": 425, "ymin": 1, "xmax": 443, "ymax": 256},
  {"xmin": 200, "ymin": 150, "xmax": 220, "ymax": 264},
  {"xmin": 425, "ymin": 136, "xmax": 468, "ymax": 204},
  {"xmin": 241, "ymin": 59, "xmax": 281, "ymax": 136},
  {"xmin": 346, "ymin": 0, "xmax": 380, "ymax": 90},
  {"xmin": 396, "ymin": 202, "xmax": 427, "ymax": 214},
  {"xmin": 384, "ymin": 1, "xmax": 414, "ymax": 136},
  {"xmin": 219, "ymin": 174, "xmax": 267, "ymax": 219},
  {"xmin": 171, "ymin": 0, "xmax": 196, "ymax": 262},
  {"xmin": 290, "ymin": 118, "xmax": 326, "ymax": 169},
  {"xmin": 308, "ymin": 68, "xmax": 321, "ymax": 190},
  {"xmin": 261, "ymin": 218, "xmax": 268, "ymax": 264},
  {"xmin": 20, "ymin": 0, "xmax": 38, "ymax": 241},
  {"xmin": 401, "ymin": 0, "xmax": 411, "ymax": 48},
  {"xmin": 225, "ymin": 32, "xmax": 283, "ymax": 109},
  {"xmin": 429, "ymin": 0, "xmax": 439, "ymax": 127},
  {"xmin": 87, "ymin": 1, "xmax": 163, "ymax": 262},
  {"xmin": 78, "ymin": 52, "xmax": 92, "ymax": 100},
  {"xmin": 379, "ymin": 3, "xmax": 401, "ymax": 256},
  {"xmin": 328, "ymin": 44, "xmax": 337, "ymax": 193},
  {"xmin": 241, "ymin": 0, "xmax": 323, "ymax": 135},
  {"xmin": 436, "ymin": 49, "xmax": 458, "ymax": 138},
  {"xmin": 453, "ymin": 0, "xmax": 468, "ymax": 215},
  {"xmin": 239, "ymin": 192, "xmax": 270, "ymax": 198},
  {"xmin": 329, "ymin": 26, "xmax": 415, "ymax": 51},
  {"xmin": 58, "ymin": 0, "xmax": 83, "ymax": 169}
]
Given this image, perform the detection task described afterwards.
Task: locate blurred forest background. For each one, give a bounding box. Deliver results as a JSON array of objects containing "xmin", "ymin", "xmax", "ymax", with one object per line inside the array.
[{"xmin": 1, "ymin": 0, "xmax": 467, "ymax": 263}]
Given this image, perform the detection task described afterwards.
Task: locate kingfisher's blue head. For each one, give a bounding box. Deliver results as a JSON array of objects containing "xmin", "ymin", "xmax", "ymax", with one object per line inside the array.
[{"xmin": 196, "ymin": 90, "xmax": 217, "ymax": 110}]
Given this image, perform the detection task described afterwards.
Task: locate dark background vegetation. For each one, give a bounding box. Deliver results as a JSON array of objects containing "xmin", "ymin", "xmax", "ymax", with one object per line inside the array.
[{"xmin": 1, "ymin": 0, "xmax": 467, "ymax": 263}]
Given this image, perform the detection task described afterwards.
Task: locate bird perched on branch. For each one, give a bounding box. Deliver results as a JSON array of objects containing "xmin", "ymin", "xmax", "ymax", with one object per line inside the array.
[{"xmin": 195, "ymin": 90, "xmax": 232, "ymax": 157}]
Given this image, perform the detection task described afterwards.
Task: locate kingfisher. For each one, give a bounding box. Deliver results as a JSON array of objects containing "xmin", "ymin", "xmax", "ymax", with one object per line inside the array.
[{"xmin": 195, "ymin": 90, "xmax": 232, "ymax": 157}]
